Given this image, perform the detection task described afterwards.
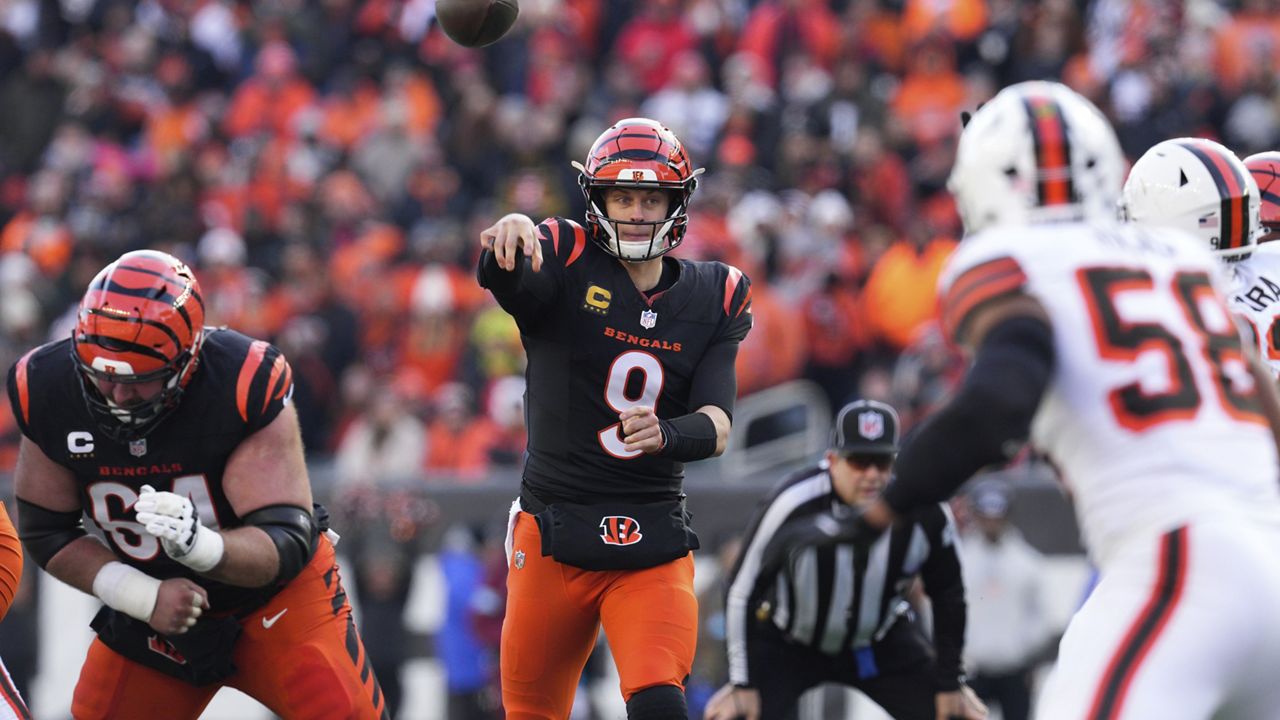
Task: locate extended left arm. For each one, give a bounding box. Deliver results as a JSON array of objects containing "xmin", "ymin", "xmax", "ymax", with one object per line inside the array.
[
  {"xmin": 919, "ymin": 508, "xmax": 967, "ymax": 692},
  {"xmin": 871, "ymin": 296, "xmax": 1054, "ymax": 528},
  {"xmin": 921, "ymin": 507, "xmax": 987, "ymax": 719}
]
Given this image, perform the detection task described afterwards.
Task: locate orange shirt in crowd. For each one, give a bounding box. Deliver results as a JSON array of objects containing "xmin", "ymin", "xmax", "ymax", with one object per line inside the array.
[
  {"xmin": 802, "ymin": 283, "xmax": 870, "ymax": 368},
  {"xmin": 737, "ymin": 0, "xmax": 842, "ymax": 88},
  {"xmin": 902, "ymin": 0, "xmax": 989, "ymax": 45},
  {"xmin": 861, "ymin": 236, "xmax": 957, "ymax": 351},
  {"xmin": 734, "ymin": 283, "xmax": 807, "ymax": 396},
  {"xmin": 1213, "ymin": 11, "xmax": 1280, "ymax": 92},
  {"xmin": 145, "ymin": 102, "xmax": 209, "ymax": 167},
  {"xmin": 321, "ymin": 80, "xmax": 383, "ymax": 151},
  {"xmin": 892, "ymin": 63, "xmax": 968, "ymax": 147},
  {"xmin": 424, "ymin": 417, "xmax": 498, "ymax": 481},
  {"xmin": 0, "ymin": 212, "xmax": 72, "ymax": 277},
  {"xmin": 224, "ymin": 76, "xmax": 317, "ymax": 139}
]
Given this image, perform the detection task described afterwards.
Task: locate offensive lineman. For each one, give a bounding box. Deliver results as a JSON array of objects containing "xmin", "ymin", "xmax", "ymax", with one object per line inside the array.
[{"xmin": 7, "ymin": 250, "xmax": 388, "ymax": 718}]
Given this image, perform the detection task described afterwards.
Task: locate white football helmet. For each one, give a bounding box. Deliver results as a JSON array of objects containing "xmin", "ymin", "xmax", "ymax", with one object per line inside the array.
[
  {"xmin": 1121, "ymin": 138, "xmax": 1260, "ymax": 262},
  {"xmin": 948, "ymin": 80, "xmax": 1125, "ymax": 235}
]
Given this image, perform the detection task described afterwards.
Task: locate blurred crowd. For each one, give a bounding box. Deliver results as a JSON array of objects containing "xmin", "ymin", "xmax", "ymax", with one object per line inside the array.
[{"xmin": 3, "ymin": 0, "xmax": 1280, "ymax": 477}]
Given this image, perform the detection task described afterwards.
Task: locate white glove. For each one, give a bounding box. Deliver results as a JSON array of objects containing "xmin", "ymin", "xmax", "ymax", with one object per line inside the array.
[{"xmin": 136, "ymin": 485, "xmax": 225, "ymax": 573}]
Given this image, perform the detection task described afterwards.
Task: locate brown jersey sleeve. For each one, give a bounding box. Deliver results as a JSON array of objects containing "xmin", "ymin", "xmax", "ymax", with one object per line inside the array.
[{"xmin": 940, "ymin": 255, "xmax": 1029, "ymax": 345}]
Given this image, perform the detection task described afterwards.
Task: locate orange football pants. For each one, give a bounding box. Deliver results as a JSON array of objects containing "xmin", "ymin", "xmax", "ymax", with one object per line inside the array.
[
  {"xmin": 71, "ymin": 536, "xmax": 389, "ymax": 720},
  {"xmin": 501, "ymin": 511, "xmax": 698, "ymax": 719}
]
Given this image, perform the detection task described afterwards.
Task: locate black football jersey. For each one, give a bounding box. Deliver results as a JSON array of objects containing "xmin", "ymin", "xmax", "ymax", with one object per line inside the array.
[
  {"xmin": 6, "ymin": 328, "xmax": 294, "ymax": 613},
  {"xmin": 480, "ymin": 217, "xmax": 753, "ymax": 503}
]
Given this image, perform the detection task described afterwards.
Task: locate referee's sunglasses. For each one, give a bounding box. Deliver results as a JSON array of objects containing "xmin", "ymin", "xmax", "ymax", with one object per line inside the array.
[{"xmin": 841, "ymin": 452, "xmax": 893, "ymax": 470}]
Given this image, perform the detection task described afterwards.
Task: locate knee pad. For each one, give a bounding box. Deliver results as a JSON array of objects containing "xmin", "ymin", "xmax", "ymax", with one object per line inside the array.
[{"xmin": 626, "ymin": 684, "xmax": 688, "ymax": 720}]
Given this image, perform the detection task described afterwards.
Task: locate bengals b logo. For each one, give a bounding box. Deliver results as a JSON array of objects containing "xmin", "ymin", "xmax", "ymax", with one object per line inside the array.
[
  {"xmin": 148, "ymin": 634, "xmax": 188, "ymax": 665},
  {"xmin": 600, "ymin": 515, "xmax": 643, "ymax": 546}
]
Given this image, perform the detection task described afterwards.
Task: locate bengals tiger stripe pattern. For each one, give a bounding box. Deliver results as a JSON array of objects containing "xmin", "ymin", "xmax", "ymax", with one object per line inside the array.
[{"xmin": 73, "ymin": 250, "xmax": 205, "ymax": 383}]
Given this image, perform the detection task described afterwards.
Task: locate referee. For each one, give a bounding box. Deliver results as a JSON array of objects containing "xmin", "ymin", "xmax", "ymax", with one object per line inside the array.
[{"xmin": 704, "ymin": 400, "xmax": 987, "ymax": 720}]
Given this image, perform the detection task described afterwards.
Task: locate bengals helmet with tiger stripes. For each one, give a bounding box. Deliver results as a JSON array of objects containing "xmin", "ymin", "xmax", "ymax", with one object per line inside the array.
[
  {"xmin": 948, "ymin": 81, "xmax": 1124, "ymax": 235},
  {"xmin": 72, "ymin": 249, "xmax": 206, "ymax": 441},
  {"xmin": 1121, "ymin": 138, "xmax": 1260, "ymax": 262},
  {"xmin": 1245, "ymin": 151, "xmax": 1280, "ymax": 243},
  {"xmin": 571, "ymin": 117, "xmax": 704, "ymax": 262}
]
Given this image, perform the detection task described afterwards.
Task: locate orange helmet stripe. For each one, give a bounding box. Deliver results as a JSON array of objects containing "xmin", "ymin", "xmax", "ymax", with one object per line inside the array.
[
  {"xmin": 1023, "ymin": 95, "xmax": 1074, "ymax": 206},
  {"xmin": 1178, "ymin": 139, "xmax": 1249, "ymax": 252}
]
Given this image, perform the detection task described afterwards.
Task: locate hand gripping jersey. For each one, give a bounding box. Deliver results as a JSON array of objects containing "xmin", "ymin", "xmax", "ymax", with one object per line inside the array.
[
  {"xmin": 939, "ymin": 221, "xmax": 1280, "ymax": 567},
  {"xmin": 1228, "ymin": 242, "xmax": 1280, "ymax": 380},
  {"xmin": 481, "ymin": 217, "xmax": 752, "ymax": 504},
  {"xmin": 6, "ymin": 328, "xmax": 295, "ymax": 612}
]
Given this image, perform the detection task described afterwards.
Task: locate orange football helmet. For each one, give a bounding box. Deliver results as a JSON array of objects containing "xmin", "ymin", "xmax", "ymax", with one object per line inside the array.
[
  {"xmin": 1245, "ymin": 151, "xmax": 1280, "ymax": 243},
  {"xmin": 72, "ymin": 249, "xmax": 206, "ymax": 441},
  {"xmin": 572, "ymin": 117, "xmax": 704, "ymax": 262}
]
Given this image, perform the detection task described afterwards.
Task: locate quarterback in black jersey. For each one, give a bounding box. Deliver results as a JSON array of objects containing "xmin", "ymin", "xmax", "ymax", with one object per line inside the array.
[
  {"xmin": 7, "ymin": 250, "xmax": 387, "ymax": 719},
  {"xmin": 479, "ymin": 118, "xmax": 752, "ymax": 720}
]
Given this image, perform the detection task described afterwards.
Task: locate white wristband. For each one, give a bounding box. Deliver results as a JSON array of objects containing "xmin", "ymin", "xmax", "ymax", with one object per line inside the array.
[
  {"xmin": 93, "ymin": 561, "xmax": 162, "ymax": 623},
  {"xmin": 175, "ymin": 524, "xmax": 225, "ymax": 573}
]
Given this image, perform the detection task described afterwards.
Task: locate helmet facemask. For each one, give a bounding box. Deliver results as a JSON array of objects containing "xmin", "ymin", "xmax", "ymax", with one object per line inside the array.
[{"xmin": 577, "ymin": 176, "xmax": 695, "ymax": 262}]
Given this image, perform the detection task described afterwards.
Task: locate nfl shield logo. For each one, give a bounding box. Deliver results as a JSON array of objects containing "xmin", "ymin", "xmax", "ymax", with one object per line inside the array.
[
  {"xmin": 640, "ymin": 309, "xmax": 658, "ymax": 329},
  {"xmin": 129, "ymin": 439, "xmax": 147, "ymax": 457},
  {"xmin": 514, "ymin": 550, "xmax": 525, "ymax": 569},
  {"xmin": 857, "ymin": 411, "xmax": 884, "ymax": 440}
]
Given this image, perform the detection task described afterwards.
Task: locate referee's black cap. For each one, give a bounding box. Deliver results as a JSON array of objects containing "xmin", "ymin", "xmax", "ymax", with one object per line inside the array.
[{"xmin": 831, "ymin": 400, "xmax": 900, "ymax": 455}]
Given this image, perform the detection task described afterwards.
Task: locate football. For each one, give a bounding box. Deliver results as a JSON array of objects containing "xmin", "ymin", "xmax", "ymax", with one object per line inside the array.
[{"xmin": 436, "ymin": 0, "xmax": 520, "ymax": 48}]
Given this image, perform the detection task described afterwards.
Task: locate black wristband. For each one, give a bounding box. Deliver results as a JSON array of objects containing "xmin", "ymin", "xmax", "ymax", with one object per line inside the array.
[{"xmin": 657, "ymin": 412, "xmax": 718, "ymax": 462}]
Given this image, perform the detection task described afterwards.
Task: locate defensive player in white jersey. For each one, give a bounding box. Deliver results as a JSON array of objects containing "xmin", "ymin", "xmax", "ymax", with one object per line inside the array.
[
  {"xmin": 1122, "ymin": 139, "xmax": 1280, "ymax": 382},
  {"xmin": 806, "ymin": 80, "xmax": 1280, "ymax": 720}
]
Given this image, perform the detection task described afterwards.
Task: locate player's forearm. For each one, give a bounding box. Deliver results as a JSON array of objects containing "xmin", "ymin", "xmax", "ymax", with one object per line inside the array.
[
  {"xmin": 197, "ymin": 525, "xmax": 281, "ymax": 587},
  {"xmin": 697, "ymin": 405, "xmax": 731, "ymax": 457},
  {"xmin": 45, "ymin": 535, "xmax": 122, "ymax": 597}
]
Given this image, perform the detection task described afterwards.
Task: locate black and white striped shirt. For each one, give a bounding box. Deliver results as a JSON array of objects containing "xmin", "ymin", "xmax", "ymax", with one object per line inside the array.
[{"xmin": 724, "ymin": 462, "xmax": 967, "ymax": 688}]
